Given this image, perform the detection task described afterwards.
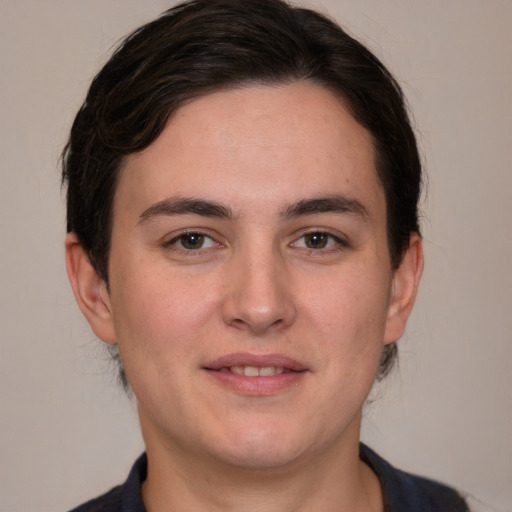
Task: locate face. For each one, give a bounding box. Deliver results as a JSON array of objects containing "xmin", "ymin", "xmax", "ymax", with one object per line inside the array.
[{"xmin": 73, "ymin": 81, "xmax": 420, "ymax": 471}]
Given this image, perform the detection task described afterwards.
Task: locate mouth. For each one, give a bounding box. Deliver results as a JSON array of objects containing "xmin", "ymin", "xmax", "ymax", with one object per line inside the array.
[
  {"xmin": 219, "ymin": 365, "xmax": 288, "ymax": 377},
  {"xmin": 204, "ymin": 352, "xmax": 307, "ymax": 374},
  {"xmin": 203, "ymin": 353, "xmax": 308, "ymax": 394}
]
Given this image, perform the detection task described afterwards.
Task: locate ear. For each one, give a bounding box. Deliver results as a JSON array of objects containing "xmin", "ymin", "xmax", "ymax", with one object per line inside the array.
[
  {"xmin": 65, "ymin": 232, "xmax": 116, "ymax": 344},
  {"xmin": 384, "ymin": 233, "xmax": 424, "ymax": 345}
]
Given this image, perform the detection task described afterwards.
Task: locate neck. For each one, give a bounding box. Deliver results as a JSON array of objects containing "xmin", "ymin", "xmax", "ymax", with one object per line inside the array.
[{"xmin": 140, "ymin": 416, "xmax": 383, "ymax": 512}]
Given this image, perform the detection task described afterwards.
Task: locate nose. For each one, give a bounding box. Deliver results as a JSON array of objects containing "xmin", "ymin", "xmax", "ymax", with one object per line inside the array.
[{"xmin": 221, "ymin": 247, "xmax": 296, "ymax": 334}]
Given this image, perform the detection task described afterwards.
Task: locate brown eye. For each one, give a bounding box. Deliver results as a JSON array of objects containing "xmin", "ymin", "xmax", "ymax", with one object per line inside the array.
[
  {"xmin": 291, "ymin": 232, "xmax": 346, "ymax": 251},
  {"xmin": 168, "ymin": 232, "xmax": 218, "ymax": 251},
  {"xmin": 179, "ymin": 233, "xmax": 206, "ymax": 249},
  {"xmin": 304, "ymin": 233, "xmax": 329, "ymax": 249}
]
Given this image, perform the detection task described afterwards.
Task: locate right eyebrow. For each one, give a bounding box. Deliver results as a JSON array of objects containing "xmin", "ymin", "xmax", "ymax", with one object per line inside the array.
[{"xmin": 138, "ymin": 197, "xmax": 235, "ymax": 225}]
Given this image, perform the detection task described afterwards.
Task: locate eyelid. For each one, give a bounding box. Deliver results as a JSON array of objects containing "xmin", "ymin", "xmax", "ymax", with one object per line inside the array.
[
  {"xmin": 163, "ymin": 229, "xmax": 225, "ymax": 253},
  {"xmin": 290, "ymin": 229, "xmax": 351, "ymax": 251},
  {"xmin": 161, "ymin": 227, "xmax": 350, "ymax": 256}
]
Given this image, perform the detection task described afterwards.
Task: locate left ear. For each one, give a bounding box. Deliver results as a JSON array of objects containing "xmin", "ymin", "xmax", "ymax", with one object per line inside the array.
[{"xmin": 384, "ymin": 233, "xmax": 424, "ymax": 344}]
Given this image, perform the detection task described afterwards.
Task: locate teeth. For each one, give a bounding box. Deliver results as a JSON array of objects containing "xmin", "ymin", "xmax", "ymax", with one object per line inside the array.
[
  {"xmin": 244, "ymin": 366, "xmax": 260, "ymax": 377},
  {"xmin": 228, "ymin": 366, "xmax": 285, "ymax": 377},
  {"xmin": 259, "ymin": 366, "xmax": 275, "ymax": 376}
]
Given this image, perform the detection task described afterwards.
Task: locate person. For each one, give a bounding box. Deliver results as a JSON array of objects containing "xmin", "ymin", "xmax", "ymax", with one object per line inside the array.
[{"xmin": 61, "ymin": 0, "xmax": 474, "ymax": 510}]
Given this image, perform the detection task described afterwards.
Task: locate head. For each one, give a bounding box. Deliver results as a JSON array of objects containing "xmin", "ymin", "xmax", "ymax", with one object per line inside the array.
[{"xmin": 62, "ymin": 0, "xmax": 422, "ymax": 387}]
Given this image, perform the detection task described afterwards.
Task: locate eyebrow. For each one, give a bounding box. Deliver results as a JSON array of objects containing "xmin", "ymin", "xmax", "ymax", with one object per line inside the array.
[
  {"xmin": 281, "ymin": 196, "xmax": 369, "ymax": 221},
  {"xmin": 138, "ymin": 194, "xmax": 369, "ymax": 225},
  {"xmin": 138, "ymin": 197, "xmax": 234, "ymax": 224}
]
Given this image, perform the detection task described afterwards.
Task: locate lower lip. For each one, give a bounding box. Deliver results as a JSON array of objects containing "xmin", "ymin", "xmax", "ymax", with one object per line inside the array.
[{"xmin": 204, "ymin": 369, "xmax": 307, "ymax": 395}]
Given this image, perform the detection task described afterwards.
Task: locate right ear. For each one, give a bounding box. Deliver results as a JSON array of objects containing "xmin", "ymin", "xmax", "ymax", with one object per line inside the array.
[{"xmin": 65, "ymin": 233, "xmax": 116, "ymax": 344}]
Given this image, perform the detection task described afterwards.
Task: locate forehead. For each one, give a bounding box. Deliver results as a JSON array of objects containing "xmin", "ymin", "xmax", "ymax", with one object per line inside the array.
[{"xmin": 116, "ymin": 81, "xmax": 383, "ymax": 220}]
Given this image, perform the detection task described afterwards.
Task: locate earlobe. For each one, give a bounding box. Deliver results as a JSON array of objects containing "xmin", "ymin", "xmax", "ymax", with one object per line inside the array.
[
  {"xmin": 384, "ymin": 234, "xmax": 424, "ymax": 345},
  {"xmin": 65, "ymin": 233, "xmax": 117, "ymax": 344}
]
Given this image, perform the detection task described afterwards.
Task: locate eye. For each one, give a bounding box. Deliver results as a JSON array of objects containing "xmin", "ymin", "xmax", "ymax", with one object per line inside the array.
[
  {"xmin": 291, "ymin": 232, "xmax": 345, "ymax": 250},
  {"xmin": 167, "ymin": 232, "xmax": 219, "ymax": 251}
]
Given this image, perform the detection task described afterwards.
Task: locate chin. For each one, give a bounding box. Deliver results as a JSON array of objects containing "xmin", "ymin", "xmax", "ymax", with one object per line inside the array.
[
  {"xmin": 208, "ymin": 420, "xmax": 316, "ymax": 471},
  {"xmin": 219, "ymin": 445, "xmax": 304, "ymax": 471}
]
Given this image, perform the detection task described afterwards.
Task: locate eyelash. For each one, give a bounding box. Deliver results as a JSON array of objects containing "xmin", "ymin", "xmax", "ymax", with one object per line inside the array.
[
  {"xmin": 164, "ymin": 231, "xmax": 222, "ymax": 254},
  {"xmin": 290, "ymin": 231, "xmax": 350, "ymax": 254},
  {"xmin": 163, "ymin": 230, "xmax": 349, "ymax": 256}
]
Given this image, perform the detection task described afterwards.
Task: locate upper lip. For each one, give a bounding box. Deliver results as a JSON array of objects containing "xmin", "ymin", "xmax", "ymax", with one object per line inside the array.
[{"xmin": 203, "ymin": 352, "xmax": 308, "ymax": 372}]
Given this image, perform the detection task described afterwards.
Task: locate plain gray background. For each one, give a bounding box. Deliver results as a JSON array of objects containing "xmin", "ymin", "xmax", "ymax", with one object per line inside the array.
[{"xmin": 1, "ymin": 1, "xmax": 511, "ymax": 511}]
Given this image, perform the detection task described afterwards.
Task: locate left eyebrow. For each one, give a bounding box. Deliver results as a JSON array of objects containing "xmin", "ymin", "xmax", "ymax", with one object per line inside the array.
[{"xmin": 281, "ymin": 196, "xmax": 369, "ymax": 222}]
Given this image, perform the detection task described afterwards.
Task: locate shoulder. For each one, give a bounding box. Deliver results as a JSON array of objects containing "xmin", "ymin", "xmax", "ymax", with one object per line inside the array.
[
  {"xmin": 66, "ymin": 454, "xmax": 147, "ymax": 512},
  {"xmin": 67, "ymin": 486, "xmax": 123, "ymax": 512},
  {"xmin": 360, "ymin": 443, "xmax": 469, "ymax": 511}
]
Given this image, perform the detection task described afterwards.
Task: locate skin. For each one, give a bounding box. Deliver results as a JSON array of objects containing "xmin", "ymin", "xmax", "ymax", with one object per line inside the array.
[{"xmin": 66, "ymin": 81, "xmax": 423, "ymax": 511}]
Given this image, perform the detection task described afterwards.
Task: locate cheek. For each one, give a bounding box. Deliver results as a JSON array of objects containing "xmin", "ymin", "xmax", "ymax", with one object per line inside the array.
[
  {"xmin": 304, "ymin": 264, "xmax": 390, "ymax": 339},
  {"xmin": 108, "ymin": 270, "xmax": 222, "ymax": 418},
  {"xmin": 110, "ymin": 268, "xmax": 222, "ymax": 366},
  {"xmin": 299, "ymin": 263, "xmax": 390, "ymax": 389}
]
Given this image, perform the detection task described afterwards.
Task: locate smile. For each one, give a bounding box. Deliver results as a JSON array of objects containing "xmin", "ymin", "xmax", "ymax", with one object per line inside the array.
[
  {"xmin": 204, "ymin": 353, "xmax": 307, "ymax": 373},
  {"xmin": 221, "ymin": 366, "xmax": 286, "ymax": 377},
  {"xmin": 204, "ymin": 353, "xmax": 308, "ymax": 395}
]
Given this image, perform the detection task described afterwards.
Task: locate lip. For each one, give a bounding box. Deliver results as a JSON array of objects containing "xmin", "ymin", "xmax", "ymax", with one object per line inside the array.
[
  {"xmin": 204, "ymin": 352, "xmax": 308, "ymax": 372},
  {"xmin": 203, "ymin": 352, "xmax": 309, "ymax": 396}
]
